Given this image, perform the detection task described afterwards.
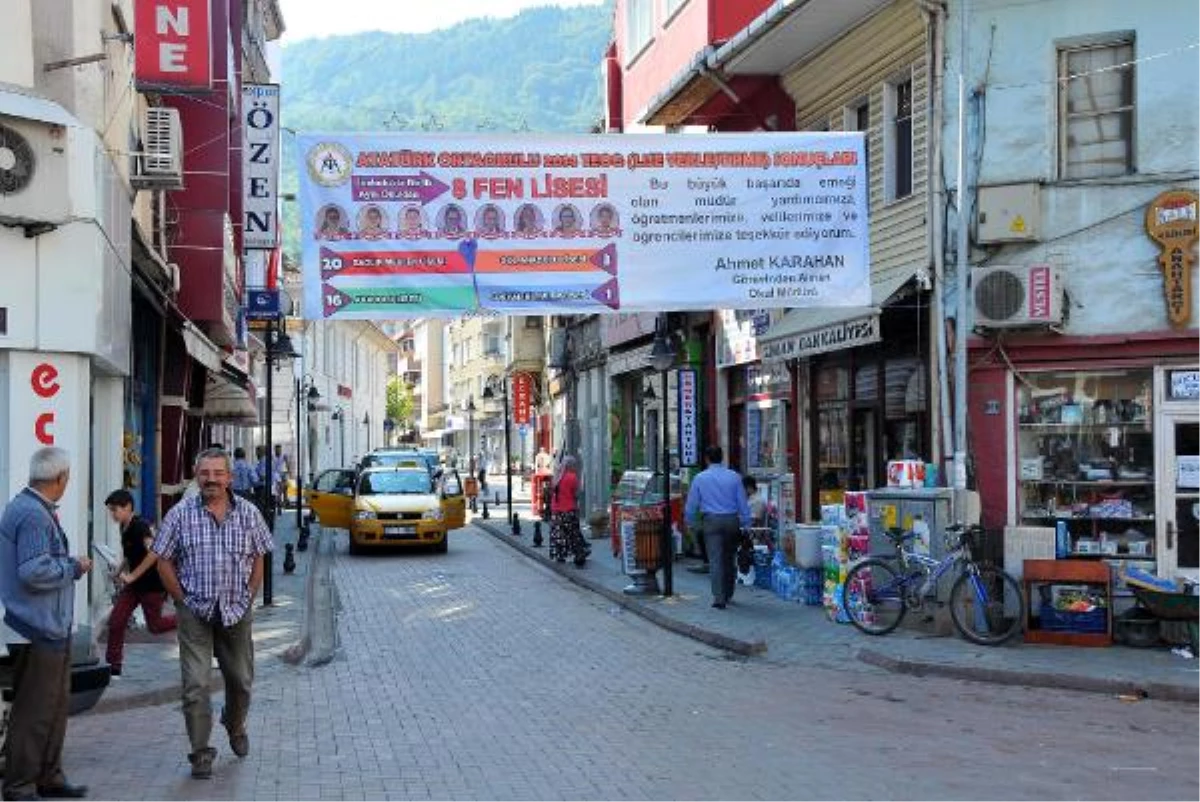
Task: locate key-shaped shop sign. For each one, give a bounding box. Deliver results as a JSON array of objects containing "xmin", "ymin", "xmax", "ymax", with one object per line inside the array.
[{"xmin": 1145, "ymin": 189, "xmax": 1198, "ymax": 328}]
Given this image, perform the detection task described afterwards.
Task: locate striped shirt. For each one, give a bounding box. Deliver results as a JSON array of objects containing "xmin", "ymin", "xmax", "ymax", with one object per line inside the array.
[{"xmin": 152, "ymin": 493, "xmax": 273, "ymax": 626}]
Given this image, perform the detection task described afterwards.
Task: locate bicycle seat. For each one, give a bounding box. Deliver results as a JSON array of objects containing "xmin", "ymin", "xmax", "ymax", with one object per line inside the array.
[{"xmin": 884, "ymin": 527, "xmax": 917, "ymax": 545}]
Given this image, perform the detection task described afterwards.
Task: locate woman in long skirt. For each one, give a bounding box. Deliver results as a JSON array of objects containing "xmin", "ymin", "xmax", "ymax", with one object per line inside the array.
[{"xmin": 549, "ymin": 455, "xmax": 588, "ymax": 566}]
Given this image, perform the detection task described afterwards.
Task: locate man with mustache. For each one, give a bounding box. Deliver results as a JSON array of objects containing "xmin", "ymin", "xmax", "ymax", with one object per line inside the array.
[{"xmin": 152, "ymin": 448, "xmax": 274, "ymax": 780}]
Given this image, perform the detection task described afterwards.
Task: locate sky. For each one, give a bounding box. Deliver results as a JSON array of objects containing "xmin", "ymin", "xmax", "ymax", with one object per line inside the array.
[{"xmin": 279, "ymin": 0, "xmax": 606, "ymax": 42}]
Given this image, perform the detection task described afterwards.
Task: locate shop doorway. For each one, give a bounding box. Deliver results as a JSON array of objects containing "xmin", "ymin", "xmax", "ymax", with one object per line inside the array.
[
  {"xmin": 851, "ymin": 407, "xmax": 877, "ymax": 490},
  {"xmin": 1159, "ymin": 415, "xmax": 1199, "ymax": 579}
]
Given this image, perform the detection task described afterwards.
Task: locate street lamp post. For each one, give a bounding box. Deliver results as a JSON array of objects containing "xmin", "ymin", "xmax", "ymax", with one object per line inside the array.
[
  {"xmin": 296, "ymin": 377, "xmax": 321, "ymax": 549},
  {"xmin": 363, "ymin": 411, "xmax": 371, "ymax": 452},
  {"xmin": 466, "ymin": 397, "xmax": 477, "ymax": 510},
  {"xmin": 332, "ymin": 406, "xmax": 346, "ymax": 466},
  {"xmin": 482, "ymin": 378, "xmax": 515, "ymax": 534},
  {"xmin": 261, "ymin": 316, "xmax": 299, "ymax": 606},
  {"xmin": 648, "ymin": 315, "xmax": 676, "ymax": 598}
]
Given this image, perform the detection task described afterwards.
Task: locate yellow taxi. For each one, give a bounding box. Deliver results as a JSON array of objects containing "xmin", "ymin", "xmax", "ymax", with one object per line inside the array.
[{"xmin": 306, "ymin": 464, "xmax": 467, "ymax": 554}]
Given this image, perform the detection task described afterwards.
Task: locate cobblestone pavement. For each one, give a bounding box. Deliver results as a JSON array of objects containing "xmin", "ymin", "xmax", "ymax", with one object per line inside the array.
[{"xmin": 63, "ymin": 523, "xmax": 1198, "ymax": 800}]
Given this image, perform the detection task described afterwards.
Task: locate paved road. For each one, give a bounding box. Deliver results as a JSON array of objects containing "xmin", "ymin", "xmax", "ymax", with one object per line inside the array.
[{"xmin": 64, "ymin": 524, "xmax": 1198, "ymax": 800}]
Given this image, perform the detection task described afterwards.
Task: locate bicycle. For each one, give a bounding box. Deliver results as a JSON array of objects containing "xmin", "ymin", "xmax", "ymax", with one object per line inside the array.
[{"xmin": 841, "ymin": 523, "xmax": 1025, "ymax": 646}]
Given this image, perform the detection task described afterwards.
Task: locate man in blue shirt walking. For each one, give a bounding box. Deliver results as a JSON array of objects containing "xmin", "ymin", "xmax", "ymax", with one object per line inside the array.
[{"xmin": 684, "ymin": 446, "xmax": 751, "ymax": 609}]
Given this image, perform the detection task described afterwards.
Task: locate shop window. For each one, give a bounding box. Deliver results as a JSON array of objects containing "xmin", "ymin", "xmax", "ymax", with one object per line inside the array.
[
  {"xmin": 747, "ymin": 403, "xmax": 787, "ymax": 475},
  {"xmin": 1016, "ymin": 369, "xmax": 1155, "ymax": 565},
  {"xmin": 816, "ymin": 364, "xmax": 851, "ymax": 491},
  {"xmin": 855, "ymin": 362, "xmax": 879, "ymax": 402},
  {"xmin": 884, "ymin": 358, "xmax": 926, "ymax": 461},
  {"xmin": 1058, "ymin": 36, "xmax": 1135, "ymax": 179}
]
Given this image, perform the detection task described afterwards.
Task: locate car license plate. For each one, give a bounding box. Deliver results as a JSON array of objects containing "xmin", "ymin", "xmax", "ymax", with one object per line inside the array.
[{"xmin": 384, "ymin": 525, "xmax": 416, "ymax": 539}]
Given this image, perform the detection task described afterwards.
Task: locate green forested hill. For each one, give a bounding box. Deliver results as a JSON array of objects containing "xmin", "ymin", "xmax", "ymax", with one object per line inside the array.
[
  {"xmin": 280, "ymin": 3, "xmax": 612, "ymax": 259},
  {"xmin": 281, "ymin": 4, "xmax": 610, "ymax": 133}
]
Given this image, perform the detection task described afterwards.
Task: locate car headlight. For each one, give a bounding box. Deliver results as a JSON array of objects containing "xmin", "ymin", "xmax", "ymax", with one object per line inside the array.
[
  {"xmin": 426, "ymin": 507, "xmax": 444, "ymax": 521},
  {"xmin": 354, "ymin": 510, "xmax": 376, "ymax": 520}
]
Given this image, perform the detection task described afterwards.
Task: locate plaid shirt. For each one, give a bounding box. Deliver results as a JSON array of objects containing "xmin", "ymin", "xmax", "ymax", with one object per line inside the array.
[{"xmin": 152, "ymin": 492, "xmax": 273, "ymax": 626}]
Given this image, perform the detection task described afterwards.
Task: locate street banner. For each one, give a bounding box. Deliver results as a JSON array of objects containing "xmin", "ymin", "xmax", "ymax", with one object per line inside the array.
[
  {"xmin": 297, "ymin": 132, "xmax": 869, "ymax": 317},
  {"xmin": 512, "ymin": 373, "xmax": 533, "ymax": 426}
]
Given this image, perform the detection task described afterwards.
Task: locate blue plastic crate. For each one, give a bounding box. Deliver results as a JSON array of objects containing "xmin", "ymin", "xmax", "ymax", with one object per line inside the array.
[{"xmin": 1038, "ymin": 603, "xmax": 1107, "ymax": 634}]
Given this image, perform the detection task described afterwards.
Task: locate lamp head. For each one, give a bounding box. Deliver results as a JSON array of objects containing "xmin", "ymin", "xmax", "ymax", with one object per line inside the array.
[
  {"xmin": 306, "ymin": 385, "xmax": 321, "ymax": 400},
  {"xmin": 269, "ymin": 331, "xmax": 301, "ymax": 360},
  {"xmin": 482, "ymin": 385, "xmax": 495, "ymax": 401},
  {"xmin": 362, "ymin": 412, "xmax": 370, "ymax": 425},
  {"xmin": 648, "ymin": 330, "xmax": 675, "ymax": 372}
]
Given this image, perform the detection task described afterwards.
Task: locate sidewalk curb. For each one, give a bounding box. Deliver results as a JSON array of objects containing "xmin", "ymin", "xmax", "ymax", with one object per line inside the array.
[
  {"xmin": 856, "ymin": 648, "xmax": 1200, "ymax": 703},
  {"xmin": 475, "ymin": 520, "xmax": 767, "ymax": 657}
]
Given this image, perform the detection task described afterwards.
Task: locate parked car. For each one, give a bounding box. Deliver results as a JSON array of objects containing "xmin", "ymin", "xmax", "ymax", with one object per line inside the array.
[
  {"xmin": 306, "ymin": 465, "xmax": 467, "ymax": 555},
  {"xmin": 357, "ymin": 447, "xmax": 440, "ymax": 476}
]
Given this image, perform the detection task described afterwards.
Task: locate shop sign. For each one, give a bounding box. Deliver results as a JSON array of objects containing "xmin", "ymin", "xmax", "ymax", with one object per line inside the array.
[
  {"xmin": 134, "ymin": 0, "xmax": 212, "ymax": 92},
  {"xmin": 1169, "ymin": 369, "xmax": 1200, "ymax": 401},
  {"xmin": 745, "ymin": 362, "xmax": 790, "ymax": 399},
  {"xmin": 242, "ymin": 84, "xmax": 281, "ymax": 249},
  {"xmin": 676, "ymin": 368, "xmax": 699, "ymax": 467},
  {"xmin": 245, "ymin": 289, "xmax": 281, "ymax": 321},
  {"xmin": 1145, "ymin": 189, "xmax": 1198, "ymax": 328},
  {"xmin": 759, "ymin": 314, "xmax": 879, "ymax": 362},
  {"xmin": 601, "ymin": 313, "xmax": 656, "ymax": 347},
  {"xmin": 512, "ymin": 373, "xmax": 533, "ymax": 425},
  {"xmin": 717, "ymin": 309, "xmax": 773, "ymax": 369},
  {"xmin": 1178, "ymin": 456, "xmax": 1200, "ymax": 490}
]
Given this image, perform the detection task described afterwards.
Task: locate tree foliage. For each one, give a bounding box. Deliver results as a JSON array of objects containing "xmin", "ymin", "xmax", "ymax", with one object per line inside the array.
[
  {"xmin": 387, "ymin": 375, "xmax": 415, "ymax": 429},
  {"xmin": 280, "ymin": 4, "xmax": 612, "ymax": 262}
]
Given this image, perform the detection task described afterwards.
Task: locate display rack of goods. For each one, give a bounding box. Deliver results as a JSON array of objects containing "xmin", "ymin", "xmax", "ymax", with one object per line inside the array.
[{"xmin": 1016, "ymin": 369, "xmax": 1157, "ymax": 566}]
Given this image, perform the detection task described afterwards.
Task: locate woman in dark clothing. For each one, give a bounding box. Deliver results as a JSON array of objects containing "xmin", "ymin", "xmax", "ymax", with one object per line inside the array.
[{"xmin": 549, "ymin": 455, "xmax": 588, "ymax": 567}]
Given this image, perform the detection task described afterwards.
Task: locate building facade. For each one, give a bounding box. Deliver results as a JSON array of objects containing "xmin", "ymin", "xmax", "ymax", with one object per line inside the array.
[{"xmin": 952, "ymin": 0, "xmax": 1199, "ymax": 581}]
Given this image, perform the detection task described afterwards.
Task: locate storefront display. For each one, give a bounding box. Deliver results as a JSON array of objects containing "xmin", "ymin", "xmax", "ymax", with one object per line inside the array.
[{"xmin": 1017, "ymin": 369, "xmax": 1157, "ymax": 565}]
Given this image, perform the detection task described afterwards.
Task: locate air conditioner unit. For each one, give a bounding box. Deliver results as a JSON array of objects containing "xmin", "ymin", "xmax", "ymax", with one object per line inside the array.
[
  {"xmin": 973, "ymin": 264, "xmax": 1064, "ymax": 329},
  {"xmin": 0, "ymin": 116, "xmax": 70, "ymax": 226},
  {"xmin": 131, "ymin": 107, "xmax": 182, "ymax": 190}
]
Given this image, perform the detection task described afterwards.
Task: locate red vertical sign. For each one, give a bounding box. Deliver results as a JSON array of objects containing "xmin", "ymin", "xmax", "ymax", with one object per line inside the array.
[
  {"xmin": 134, "ymin": 0, "xmax": 213, "ymax": 92},
  {"xmin": 512, "ymin": 373, "xmax": 532, "ymax": 426}
]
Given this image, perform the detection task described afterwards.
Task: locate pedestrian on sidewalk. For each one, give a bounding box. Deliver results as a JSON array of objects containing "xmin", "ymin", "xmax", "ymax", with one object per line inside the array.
[
  {"xmin": 231, "ymin": 448, "xmax": 258, "ymax": 501},
  {"xmin": 152, "ymin": 448, "xmax": 274, "ymax": 780},
  {"xmin": 684, "ymin": 446, "xmax": 751, "ymax": 609},
  {"xmin": 103, "ymin": 489, "xmax": 178, "ymax": 677},
  {"xmin": 549, "ymin": 455, "xmax": 589, "ymax": 567},
  {"xmin": 0, "ymin": 447, "xmax": 93, "ymax": 801}
]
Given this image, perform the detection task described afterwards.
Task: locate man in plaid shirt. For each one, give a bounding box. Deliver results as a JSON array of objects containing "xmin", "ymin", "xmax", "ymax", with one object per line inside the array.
[{"xmin": 153, "ymin": 448, "xmax": 273, "ymax": 779}]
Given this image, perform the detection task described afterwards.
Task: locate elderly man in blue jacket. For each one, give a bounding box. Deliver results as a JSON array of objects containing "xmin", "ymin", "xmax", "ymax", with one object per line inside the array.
[{"xmin": 0, "ymin": 447, "xmax": 93, "ymax": 801}]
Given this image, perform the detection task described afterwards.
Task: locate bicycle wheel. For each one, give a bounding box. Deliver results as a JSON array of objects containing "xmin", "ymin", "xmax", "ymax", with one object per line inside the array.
[
  {"xmin": 842, "ymin": 559, "xmax": 907, "ymax": 636},
  {"xmin": 949, "ymin": 565, "xmax": 1025, "ymax": 646}
]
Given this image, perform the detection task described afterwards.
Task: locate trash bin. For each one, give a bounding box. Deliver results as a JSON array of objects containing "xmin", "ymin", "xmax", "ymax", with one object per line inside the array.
[{"xmin": 531, "ymin": 473, "xmax": 550, "ymax": 519}]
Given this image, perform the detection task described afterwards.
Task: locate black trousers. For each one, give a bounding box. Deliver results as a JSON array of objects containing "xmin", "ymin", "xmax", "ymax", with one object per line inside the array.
[{"xmin": 3, "ymin": 642, "xmax": 70, "ymax": 797}]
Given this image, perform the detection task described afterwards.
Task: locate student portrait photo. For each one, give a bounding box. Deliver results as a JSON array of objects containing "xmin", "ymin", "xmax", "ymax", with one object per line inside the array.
[
  {"xmin": 591, "ymin": 203, "xmax": 620, "ymax": 237},
  {"xmin": 315, "ymin": 204, "xmax": 350, "ymax": 240},
  {"xmin": 552, "ymin": 203, "xmax": 583, "ymax": 237},
  {"xmin": 475, "ymin": 204, "xmax": 505, "ymax": 238},
  {"xmin": 399, "ymin": 204, "xmax": 426, "ymax": 237},
  {"xmin": 356, "ymin": 204, "xmax": 389, "ymax": 238},
  {"xmin": 439, "ymin": 203, "xmax": 468, "ymax": 238},
  {"xmin": 514, "ymin": 203, "xmax": 544, "ymax": 237}
]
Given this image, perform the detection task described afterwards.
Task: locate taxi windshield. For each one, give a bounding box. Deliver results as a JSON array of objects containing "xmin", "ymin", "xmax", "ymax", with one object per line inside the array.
[{"xmin": 358, "ymin": 471, "xmax": 433, "ymax": 496}]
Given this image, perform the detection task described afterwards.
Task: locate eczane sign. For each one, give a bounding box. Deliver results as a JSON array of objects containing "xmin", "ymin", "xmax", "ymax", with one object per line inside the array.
[{"xmin": 135, "ymin": 0, "xmax": 212, "ymax": 92}]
